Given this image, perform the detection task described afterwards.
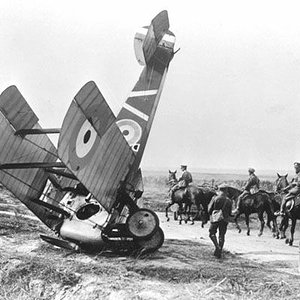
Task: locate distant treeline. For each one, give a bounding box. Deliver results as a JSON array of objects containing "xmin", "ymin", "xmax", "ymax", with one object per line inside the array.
[{"xmin": 143, "ymin": 175, "xmax": 275, "ymax": 192}]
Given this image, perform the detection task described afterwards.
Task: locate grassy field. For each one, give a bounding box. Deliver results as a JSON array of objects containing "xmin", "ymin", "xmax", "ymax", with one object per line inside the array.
[{"xmin": 1, "ymin": 214, "xmax": 300, "ymax": 300}]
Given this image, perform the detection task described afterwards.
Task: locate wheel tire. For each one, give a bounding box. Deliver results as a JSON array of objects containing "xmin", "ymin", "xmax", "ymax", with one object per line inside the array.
[
  {"xmin": 135, "ymin": 227, "xmax": 164, "ymax": 254},
  {"xmin": 126, "ymin": 208, "xmax": 159, "ymax": 240}
]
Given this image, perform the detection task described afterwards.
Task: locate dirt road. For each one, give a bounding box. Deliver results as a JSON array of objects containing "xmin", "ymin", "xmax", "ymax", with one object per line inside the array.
[
  {"xmin": 158, "ymin": 212, "xmax": 300, "ymax": 274},
  {"xmin": 1, "ymin": 209, "xmax": 300, "ymax": 275}
]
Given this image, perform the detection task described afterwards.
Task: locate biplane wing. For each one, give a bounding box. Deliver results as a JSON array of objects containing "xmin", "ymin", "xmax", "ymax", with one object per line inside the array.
[
  {"xmin": 0, "ymin": 86, "xmax": 74, "ymax": 229},
  {"xmin": 57, "ymin": 81, "xmax": 135, "ymax": 212}
]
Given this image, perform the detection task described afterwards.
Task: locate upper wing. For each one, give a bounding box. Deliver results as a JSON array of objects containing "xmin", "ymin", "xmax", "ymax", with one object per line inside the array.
[
  {"xmin": 58, "ymin": 81, "xmax": 135, "ymax": 212},
  {"xmin": 0, "ymin": 86, "xmax": 65, "ymax": 229}
]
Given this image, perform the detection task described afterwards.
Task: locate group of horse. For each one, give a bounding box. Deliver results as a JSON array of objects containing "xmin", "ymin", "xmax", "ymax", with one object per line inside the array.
[{"xmin": 166, "ymin": 171, "xmax": 300, "ymax": 246}]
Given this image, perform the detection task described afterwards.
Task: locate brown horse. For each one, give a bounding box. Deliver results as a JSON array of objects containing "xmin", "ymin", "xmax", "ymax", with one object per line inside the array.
[
  {"xmin": 166, "ymin": 170, "xmax": 189, "ymax": 224},
  {"xmin": 166, "ymin": 170, "xmax": 216, "ymax": 226},
  {"xmin": 275, "ymin": 173, "xmax": 300, "ymax": 246},
  {"xmin": 226, "ymin": 186, "xmax": 242, "ymax": 207},
  {"xmin": 231, "ymin": 186, "xmax": 278, "ymax": 236}
]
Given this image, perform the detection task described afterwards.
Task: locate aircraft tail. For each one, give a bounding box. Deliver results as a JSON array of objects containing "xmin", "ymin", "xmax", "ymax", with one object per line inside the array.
[
  {"xmin": 0, "ymin": 86, "xmax": 64, "ymax": 229},
  {"xmin": 134, "ymin": 10, "xmax": 173, "ymax": 65},
  {"xmin": 117, "ymin": 11, "xmax": 176, "ymax": 180}
]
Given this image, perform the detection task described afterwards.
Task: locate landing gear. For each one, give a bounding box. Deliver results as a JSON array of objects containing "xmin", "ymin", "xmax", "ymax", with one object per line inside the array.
[
  {"xmin": 104, "ymin": 190, "xmax": 163, "ymax": 254},
  {"xmin": 135, "ymin": 227, "xmax": 164, "ymax": 254},
  {"xmin": 126, "ymin": 208, "xmax": 159, "ymax": 239}
]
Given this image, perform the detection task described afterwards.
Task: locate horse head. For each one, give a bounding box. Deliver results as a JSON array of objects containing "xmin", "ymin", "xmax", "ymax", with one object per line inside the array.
[
  {"xmin": 168, "ymin": 170, "xmax": 178, "ymax": 186},
  {"xmin": 275, "ymin": 173, "xmax": 289, "ymax": 193},
  {"xmin": 226, "ymin": 186, "xmax": 242, "ymax": 201}
]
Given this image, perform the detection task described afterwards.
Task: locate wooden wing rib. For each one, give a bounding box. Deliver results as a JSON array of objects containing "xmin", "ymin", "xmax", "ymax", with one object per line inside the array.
[
  {"xmin": 58, "ymin": 81, "xmax": 135, "ymax": 212},
  {"xmin": 0, "ymin": 86, "xmax": 61, "ymax": 229}
]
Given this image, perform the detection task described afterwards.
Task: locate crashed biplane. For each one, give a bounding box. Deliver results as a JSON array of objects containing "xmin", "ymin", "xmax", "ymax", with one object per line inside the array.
[{"xmin": 0, "ymin": 11, "xmax": 176, "ymax": 254}]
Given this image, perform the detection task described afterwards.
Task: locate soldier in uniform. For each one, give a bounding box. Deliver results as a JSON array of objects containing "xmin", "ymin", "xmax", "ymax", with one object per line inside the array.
[
  {"xmin": 234, "ymin": 168, "xmax": 260, "ymax": 214},
  {"xmin": 208, "ymin": 183, "xmax": 233, "ymax": 258},
  {"xmin": 278, "ymin": 162, "xmax": 300, "ymax": 215},
  {"xmin": 170, "ymin": 164, "xmax": 193, "ymax": 198}
]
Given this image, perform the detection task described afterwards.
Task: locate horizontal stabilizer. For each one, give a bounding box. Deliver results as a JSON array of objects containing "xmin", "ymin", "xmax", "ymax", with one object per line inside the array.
[
  {"xmin": 58, "ymin": 81, "xmax": 135, "ymax": 212},
  {"xmin": 143, "ymin": 10, "xmax": 170, "ymax": 64}
]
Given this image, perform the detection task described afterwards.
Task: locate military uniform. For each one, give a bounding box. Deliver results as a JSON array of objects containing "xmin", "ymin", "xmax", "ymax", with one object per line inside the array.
[
  {"xmin": 235, "ymin": 169, "xmax": 260, "ymax": 213},
  {"xmin": 177, "ymin": 170, "xmax": 193, "ymax": 188},
  {"xmin": 244, "ymin": 173, "xmax": 260, "ymax": 193},
  {"xmin": 170, "ymin": 166, "xmax": 193, "ymax": 197},
  {"xmin": 280, "ymin": 164, "xmax": 300, "ymax": 214},
  {"xmin": 208, "ymin": 185, "xmax": 232, "ymax": 258}
]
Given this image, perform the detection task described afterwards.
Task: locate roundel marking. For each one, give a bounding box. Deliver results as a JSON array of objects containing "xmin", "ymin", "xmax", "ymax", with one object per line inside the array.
[
  {"xmin": 68, "ymin": 104, "xmax": 101, "ymax": 171},
  {"xmin": 75, "ymin": 119, "xmax": 98, "ymax": 158},
  {"xmin": 116, "ymin": 119, "xmax": 142, "ymax": 146}
]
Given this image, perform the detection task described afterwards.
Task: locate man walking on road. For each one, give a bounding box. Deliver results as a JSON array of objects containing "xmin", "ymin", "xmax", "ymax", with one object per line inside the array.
[{"xmin": 208, "ymin": 183, "xmax": 232, "ymax": 258}]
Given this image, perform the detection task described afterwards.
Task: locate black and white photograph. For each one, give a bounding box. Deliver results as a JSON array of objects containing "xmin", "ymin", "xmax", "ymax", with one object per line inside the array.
[{"xmin": 1, "ymin": 1, "xmax": 300, "ymax": 299}]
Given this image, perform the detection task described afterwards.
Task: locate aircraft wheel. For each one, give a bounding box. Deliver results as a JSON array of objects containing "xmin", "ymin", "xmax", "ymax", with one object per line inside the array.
[
  {"xmin": 126, "ymin": 208, "xmax": 159, "ymax": 239},
  {"xmin": 135, "ymin": 227, "xmax": 164, "ymax": 254}
]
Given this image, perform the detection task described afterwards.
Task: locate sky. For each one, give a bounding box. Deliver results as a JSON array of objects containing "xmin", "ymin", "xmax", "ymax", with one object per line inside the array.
[{"xmin": 1, "ymin": 0, "xmax": 300, "ymax": 174}]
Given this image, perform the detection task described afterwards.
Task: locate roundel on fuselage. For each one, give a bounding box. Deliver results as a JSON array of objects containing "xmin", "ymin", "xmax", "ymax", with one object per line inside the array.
[{"xmin": 116, "ymin": 119, "xmax": 142, "ymax": 152}]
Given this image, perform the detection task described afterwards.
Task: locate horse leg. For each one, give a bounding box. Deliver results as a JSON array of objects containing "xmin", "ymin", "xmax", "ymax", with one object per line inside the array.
[
  {"xmin": 184, "ymin": 202, "xmax": 190, "ymax": 224},
  {"xmin": 257, "ymin": 212, "xmax": 265, "ymax": 237},
  {"xmin": 271, "ymin": 217, "xmax": 279, "ymax": 239},
  {"xmin": 178, "ymin": 204, "xmax": 183, "ymax": 225},
  {"xmin": 266, "ymin": 214, "xmax": 272, "ymax": 231},
  {"xmin": 165, "ymin": 203, "xmax": 172, "ymax": 222},
  {"xmin": 184, "ymin": 202, "xmax": 190, "ymax": 222},
  {"xmin": 287, "ymin": 218, "xmax": 296, "ymax": 246},
  {"xmin": 280, "ymin": 216, "xmax": 288, "ymax": 239},
  {"xmin": 187, "ymin": 203, "xmax": 195, "ymax": 225},
  {"xmin": 272, "ymin": 215, "xmax": 280, "ymax": 239},
  {"xmin": 245, "ymin": 214, "xmax": 250, "ymax": 236},
  {"xmin": 234, "ymin": 213, "xmax": 242, "ymax": 233},
  {"xmin": 201, "ymin": 204, "xmax": 209, "ymax": 228},
  {"xmin": 191, "ymin": 203, "xmax": 201, "ymax": 226}
]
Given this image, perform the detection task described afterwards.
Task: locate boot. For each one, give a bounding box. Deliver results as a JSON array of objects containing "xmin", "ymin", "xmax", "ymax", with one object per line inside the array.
[
  {"xmin": 210, "ymin": 234, "xmax": 221, "ymax": 258},
  {"xmin": 219, "ymin": 238, "xmax": 224, "ymax": 251}
]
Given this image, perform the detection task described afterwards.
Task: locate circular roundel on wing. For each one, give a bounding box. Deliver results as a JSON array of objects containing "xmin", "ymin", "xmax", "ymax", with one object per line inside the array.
[
  {"xmin": 116, "ymin": 119, "xmax": 142, "ymax": 146},
  {"xmin": 75, "ymin": 119, "xmax": 98, "ymax": 158},
  {"xmin": 68, "ymin": 108, "xmax": 101, "ymax": 171}
]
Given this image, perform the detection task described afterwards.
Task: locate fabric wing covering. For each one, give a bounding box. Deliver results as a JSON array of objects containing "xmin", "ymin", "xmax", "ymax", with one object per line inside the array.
[
  {"xmin": 58, "ymin": 81, "xmax": 135, "ymax": 212},
  {"xmin": 0, "ymin": 86, "xmax": 61, "ymax": 229}
]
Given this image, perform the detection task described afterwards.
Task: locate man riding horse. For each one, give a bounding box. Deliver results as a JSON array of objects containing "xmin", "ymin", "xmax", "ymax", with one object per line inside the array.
[
  {"xmin": 234, "ymin": 167, "xmax": 260, "ymax": 214},
  {"xmin": 170, "ymin": 164, "xmax": 193, "ymax": 199},
  {"xmin": 278, "ymin": 162, "xmax": 300, "ymax": 216}
]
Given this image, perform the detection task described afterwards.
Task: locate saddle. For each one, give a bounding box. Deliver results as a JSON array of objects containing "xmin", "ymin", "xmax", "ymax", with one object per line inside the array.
[
  {"xmin": 240, "ymin": 191, "xmax": 251, "ymax": 201},
  {"xmin": 286, "ymin": 195, "xmax": 300, "ymax": 211}
]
